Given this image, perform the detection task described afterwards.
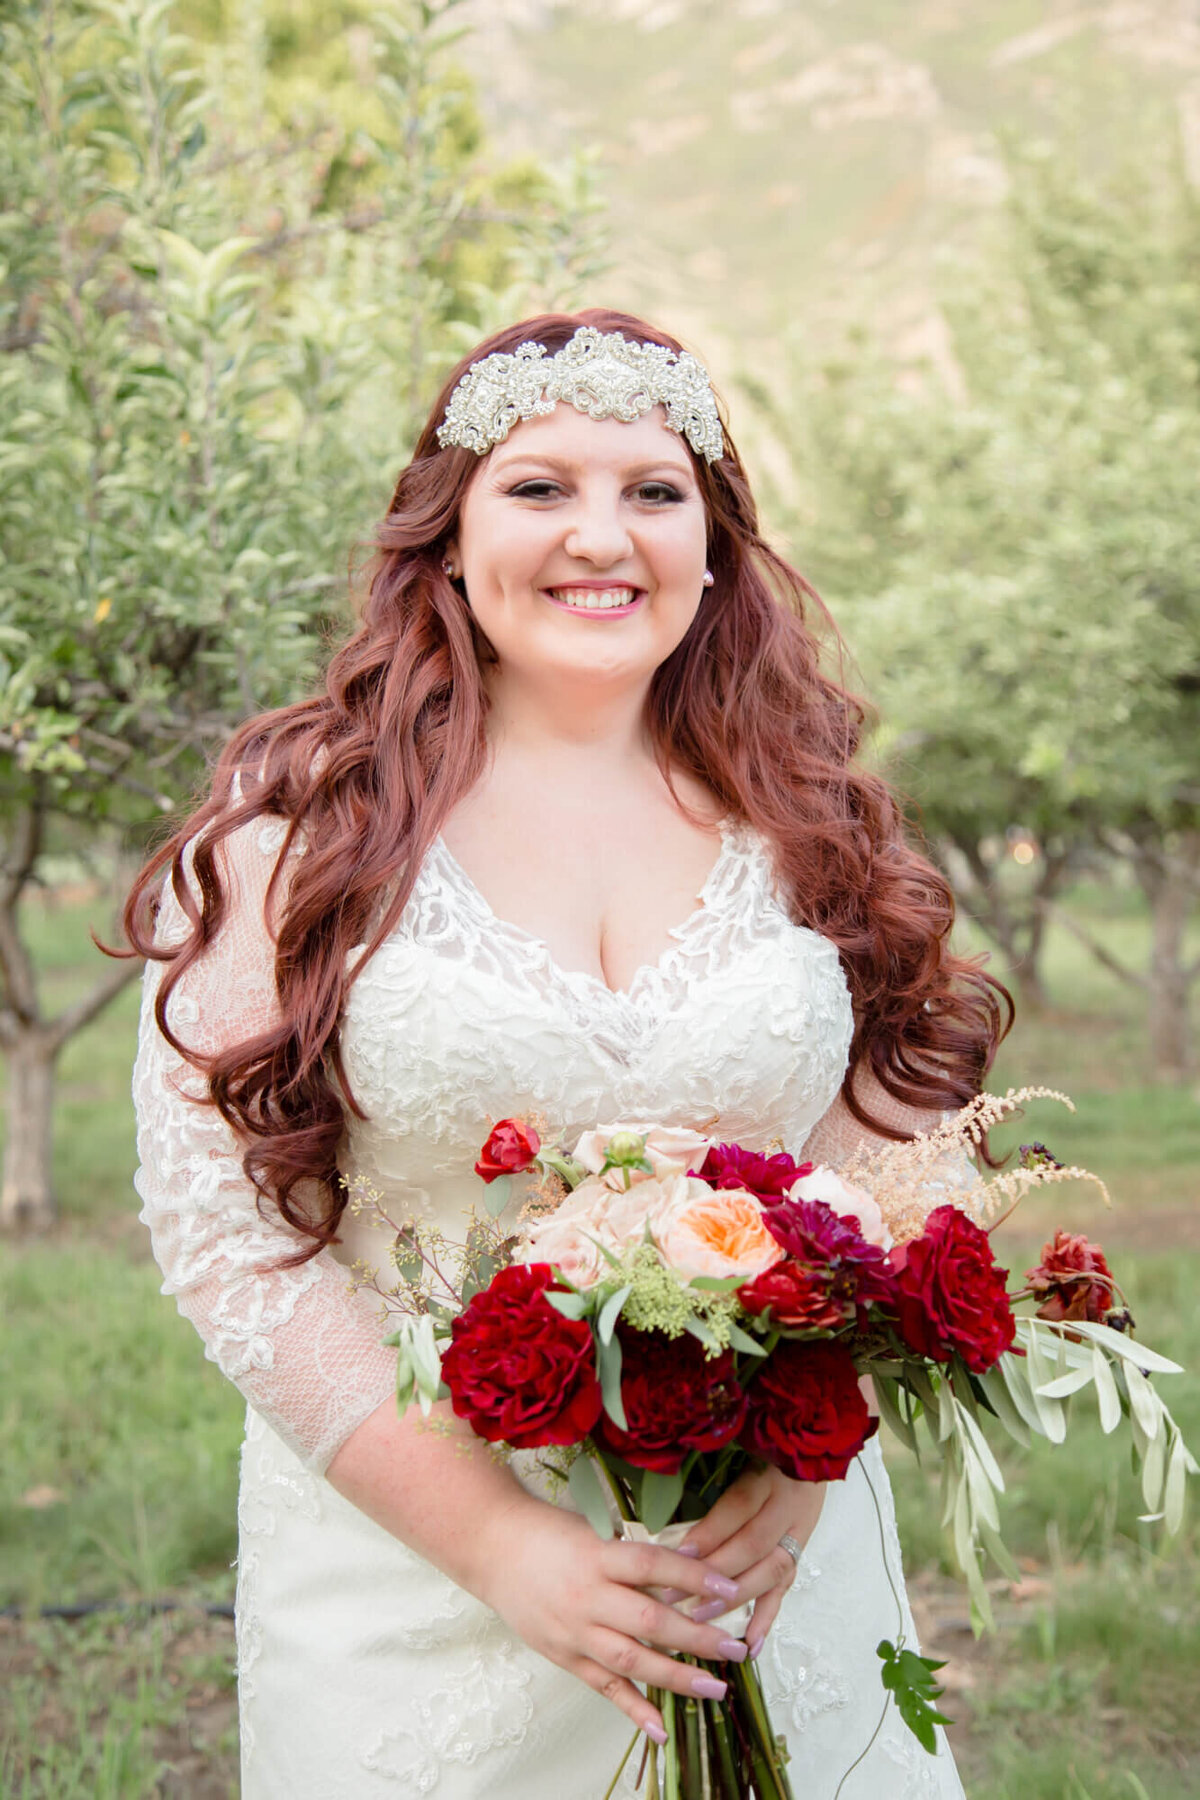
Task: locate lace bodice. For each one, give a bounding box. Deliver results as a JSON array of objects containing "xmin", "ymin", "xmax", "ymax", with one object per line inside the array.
[{"xmin": 133, "ymin": 809, "xmax": 925, "ymax": 1472}]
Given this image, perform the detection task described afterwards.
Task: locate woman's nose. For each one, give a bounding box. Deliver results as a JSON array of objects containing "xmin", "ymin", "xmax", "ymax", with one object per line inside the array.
[{"xmin": 562, "ymin": 498, "xmax": 634, "ymax": 567}]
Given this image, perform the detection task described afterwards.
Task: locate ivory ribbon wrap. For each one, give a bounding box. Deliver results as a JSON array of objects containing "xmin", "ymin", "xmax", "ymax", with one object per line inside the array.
[{"xmin": 618, "ymin": 1518, "xmax": 754, "ymax": 1639}]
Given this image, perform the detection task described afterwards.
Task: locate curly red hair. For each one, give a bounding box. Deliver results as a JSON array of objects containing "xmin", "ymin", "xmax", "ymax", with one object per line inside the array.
[{"xmin": 122, "ymin": 307, "xmax": 1011, "ymax": 1260}]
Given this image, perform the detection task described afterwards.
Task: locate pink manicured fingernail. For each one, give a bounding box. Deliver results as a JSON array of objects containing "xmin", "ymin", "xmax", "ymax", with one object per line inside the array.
[
  {"xmin": 717, "ymin": 1637, "xmax": 748, "ymax": 1662},
  {"xmin": 659, "ymin": 1587, "xmax": 688, "ymax": 1605},
  {"xmin": 692, "ymin": 1673, "xmax": 727, "ymax": 1700},
  {"xmin": 677, "ymin": 1542, "xmax": 701, "ymax": 1558},
  {"xmin": 703, "ymin": 1572, "xmax": 739, "ymax": 1600},
  {"xmin": 747, "ymin": 1634, "xmax": 764, "ymax": 1661},
  {"xmin": 644, "ymin": 1721, "xmax": 668, "ymax": 1746},
  {"xmin": 691, "ymin": 1599, "xmax": 727, "ymax": 1623}
]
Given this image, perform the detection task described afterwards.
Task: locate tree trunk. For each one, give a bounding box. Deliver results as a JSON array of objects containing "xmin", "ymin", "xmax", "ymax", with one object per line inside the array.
[
  {"xmin": 1138, "ymin": 831, "xmax": 1199, "ymax": 1081},
  {"xmin": 0, "ymin": 1027, "xmax": 59, "ymax": 1229}
]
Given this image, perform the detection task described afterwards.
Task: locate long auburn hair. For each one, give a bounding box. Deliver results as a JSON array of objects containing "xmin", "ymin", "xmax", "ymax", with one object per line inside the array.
[{"xmin": 123, "ymin": 306, "xmax": 1011, "ymax": 1261}]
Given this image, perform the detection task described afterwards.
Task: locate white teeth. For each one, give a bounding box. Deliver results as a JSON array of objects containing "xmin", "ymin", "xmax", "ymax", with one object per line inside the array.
[{"xmin": 550, "ymin": 587, "xmax": 639, "ymax": 610}]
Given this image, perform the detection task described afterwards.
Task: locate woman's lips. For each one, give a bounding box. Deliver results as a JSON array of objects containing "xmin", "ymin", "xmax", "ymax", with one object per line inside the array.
[{"xmin": 543, "ymin": 585, "xmax": 646, "ymax": 616}]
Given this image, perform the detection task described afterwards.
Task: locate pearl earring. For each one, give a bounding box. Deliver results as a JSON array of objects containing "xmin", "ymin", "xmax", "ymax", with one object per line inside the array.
[{"xmin": 702, "ymin": 570, "xmax": 715, "ymax": 588}]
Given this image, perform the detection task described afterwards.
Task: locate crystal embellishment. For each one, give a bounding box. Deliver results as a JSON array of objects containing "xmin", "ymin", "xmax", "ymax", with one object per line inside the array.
[{"xmin": 436, "ymin": 326, "xmax": 726, "ymax": 462}]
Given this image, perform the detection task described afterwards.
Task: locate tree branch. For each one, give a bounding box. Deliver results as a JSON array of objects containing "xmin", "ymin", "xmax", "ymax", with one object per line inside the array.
[
  {"xmin": 48, "ymin": 956, "xmax": 144, "ymax": 1055},
  {"xmin": 0, "ymin": 790, "xmax": 45, "ymax": 1024},
  {"xmin": 1037, "ymin": 899, "xmax": 1149, "ymax": 991}
]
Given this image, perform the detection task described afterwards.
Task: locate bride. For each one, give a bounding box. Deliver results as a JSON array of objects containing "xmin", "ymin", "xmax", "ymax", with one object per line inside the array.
[{"xmin": 126, "ymin": 310, "xmax": 1003, "ymax": 1797}]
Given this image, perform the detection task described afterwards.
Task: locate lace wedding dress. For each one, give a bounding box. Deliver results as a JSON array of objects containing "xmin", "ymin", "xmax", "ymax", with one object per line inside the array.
[{"xmin": 133, "ymin": 810, "xmax": 968, "ymax": 1800}]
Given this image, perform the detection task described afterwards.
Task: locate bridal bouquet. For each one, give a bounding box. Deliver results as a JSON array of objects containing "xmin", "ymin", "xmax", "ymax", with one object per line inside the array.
[{"xmin": 358, "ymin": 1093, "xmax": 1195, "ymax": 1800}]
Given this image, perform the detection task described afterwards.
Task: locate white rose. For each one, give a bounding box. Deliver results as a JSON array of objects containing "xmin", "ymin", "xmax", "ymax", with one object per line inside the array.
[{"xmin": 788, "ymin": 1165, "xmax": 892, "ymax": 1250}]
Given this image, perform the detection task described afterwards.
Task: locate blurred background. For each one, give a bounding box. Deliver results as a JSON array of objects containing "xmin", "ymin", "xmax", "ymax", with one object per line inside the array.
[{"xmin": 1, "ymin": 2, "xmax": 1197, "ymax": 1794}]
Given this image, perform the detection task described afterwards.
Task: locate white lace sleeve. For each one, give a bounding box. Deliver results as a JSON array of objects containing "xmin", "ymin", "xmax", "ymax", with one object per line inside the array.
[{"xmin": 132, "ymin": 814, "xmax": 397, "ymax": 1473}]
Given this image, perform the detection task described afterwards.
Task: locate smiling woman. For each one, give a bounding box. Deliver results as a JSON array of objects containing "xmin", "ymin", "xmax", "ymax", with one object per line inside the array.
[{"xmin": 120, "ymin": 307, "xmax": 999, "ymax": 1797}]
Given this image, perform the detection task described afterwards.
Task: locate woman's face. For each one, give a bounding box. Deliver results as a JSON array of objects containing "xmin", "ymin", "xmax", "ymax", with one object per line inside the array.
[{"xmin": 448, "ymin": 403, "xmax": 710, "ymax": 697}]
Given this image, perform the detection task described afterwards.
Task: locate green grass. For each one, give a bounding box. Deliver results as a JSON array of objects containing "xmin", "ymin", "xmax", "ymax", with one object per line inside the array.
[{"xmin": 0, "ymin": 880, "xmax": 1197, "ymax": 1795}]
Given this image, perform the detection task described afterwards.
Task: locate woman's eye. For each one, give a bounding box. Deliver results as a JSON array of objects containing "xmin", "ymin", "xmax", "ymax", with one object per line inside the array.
[
  {"xmin": 635, "ymin": 482, "xmax": 685, "ymax": 504},
  {"xmin": 508, "ymin": 481, "xmax": 562, "ymax": 500}
]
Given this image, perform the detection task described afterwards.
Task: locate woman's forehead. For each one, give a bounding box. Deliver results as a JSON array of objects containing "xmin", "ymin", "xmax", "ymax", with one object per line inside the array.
[{"xmin": 482, "ymin": 403, "xmax": 697, "ymax": 479}]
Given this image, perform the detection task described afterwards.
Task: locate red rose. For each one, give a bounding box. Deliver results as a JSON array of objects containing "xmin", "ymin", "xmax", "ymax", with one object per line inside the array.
[
  {"xmin": 891, "ymin": 1205, "xmax": 1015, "ymax": 1374},
  {"xmin": 690, "ymin": 1143, "xmax": 812, "ymax": 1203},
  {"xmin": 738, "ymin": 1261, "xmax": 851, "ymax": 1331},
  {"xmin": 475, "ymin": 1117, "xmax": 541, "ymax": 1183},
  {"xmin": 742, "ymin": 1338, "xmax": 876, "ymax": 1482},
  {"xmin": 594, "ymin": 1328, "xmax": 747, "ymax": 1474},
  {"xmin": 440, "ymin": 1263, "xmax": 601, "ymax": 1449},
  {"xmin": 740, "ymin": 1199, "xmax": 896, "ymax": 1327},
  {"xmin": 1025, "ymin": 1231, "xmax": 1116, "ymax": 1325}
]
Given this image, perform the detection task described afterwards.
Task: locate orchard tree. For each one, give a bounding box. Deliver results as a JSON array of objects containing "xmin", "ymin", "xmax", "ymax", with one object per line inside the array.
[
  {"xmin": 762, "ymin": 141, "xmax": 1200, "ymax": 1071},
  {"xmin": 0, "ymin": 0, "xmax": 609, "ymax": 1227}
]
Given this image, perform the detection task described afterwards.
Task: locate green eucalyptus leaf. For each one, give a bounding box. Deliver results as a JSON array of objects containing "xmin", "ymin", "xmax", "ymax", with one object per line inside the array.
[
  {"xmin": 483, "ymin": 1174, "xmax": 512, "ymax": 1218},
  {"xmin": 568, "ymin": 1454, "xmax": 615, "ymax": 1540},
  {"xmin": 597, "ymin": 1333, "xmax": 627, "ymax": 1431},
  {"xmin": 641, "ymin": 1468, "xmax": 685, "ymax": 1534},
  {"xmin": 597, "ymin": 1285, "xmax": 631, "ymax": 1347}
]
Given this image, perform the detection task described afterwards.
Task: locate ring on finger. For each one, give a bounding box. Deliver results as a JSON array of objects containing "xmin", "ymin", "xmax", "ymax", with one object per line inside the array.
[{"xmin": 778, "ymin": 1533, "xmax": 803, "ymax": 1568}]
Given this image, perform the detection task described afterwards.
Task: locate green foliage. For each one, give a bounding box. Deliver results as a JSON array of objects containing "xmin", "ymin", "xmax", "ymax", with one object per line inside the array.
[
  {"xmin": 760, "ymin": 134, "xmax": 1200, "ymax": 1051},
  {"xmin": 773, "ymin": 139, "xmax": 1199, "ymax": 845},
  {"xmin": 0, "ymin": 0, "xmax": 608, "ymax": 830},
  {"xmin": 876, "ymin": 1638, "xmax": 951, "ymax": 1754}
]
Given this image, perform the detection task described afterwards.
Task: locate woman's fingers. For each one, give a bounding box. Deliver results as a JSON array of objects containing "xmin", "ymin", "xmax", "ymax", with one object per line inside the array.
[
  {"xmin": 746, "ymin": 1580, "xmax": 788, "ymax": 1657},
  {"xmin": 572, "ymin": 1654, "xmax": 667, "ymax": 1741},
  {"xmin": 677, "ymin": 1464, "xmax": 772, "ymax": 1559},
  {"xmin": 585, "ymin": 1626, "xmax": 733, "ymax": 1702},
  {"xmin": 598, "ymin": 1537, "xmax": 738, "ymax": 1608},
  {"xmin": 598, "ymin": 1586, "xmax": 751, "ymax": 1666}
]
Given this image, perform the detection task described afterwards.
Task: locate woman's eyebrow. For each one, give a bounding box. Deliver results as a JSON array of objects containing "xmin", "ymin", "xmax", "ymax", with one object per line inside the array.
[{"xmin": 490, "ymin": 452, "xmax": 696, "ymax": 481}]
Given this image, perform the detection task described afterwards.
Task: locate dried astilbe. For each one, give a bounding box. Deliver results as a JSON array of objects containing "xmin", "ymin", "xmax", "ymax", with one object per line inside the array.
[{"xmin": 840, "ymin": 1088, "xmax": 1110, "ymax": 1247}]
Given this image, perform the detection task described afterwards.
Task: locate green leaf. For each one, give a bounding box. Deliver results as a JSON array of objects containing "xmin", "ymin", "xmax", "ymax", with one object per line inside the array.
[
  {"xmin": 688, "ymin": 1275, "xmax": 745, "ymax": 1293},
  {"xmin": 977, "ymin": 1365, "xmax": 1031, "ymax": 1447},
  {"xmin": 1124, "ymin": 1362, "xmax": 1162, "ymax": 1443},
  {"xmin": 543, "ymin": 1288, "xmax": 589, "ymax": 1321},
  {"xmin": 1092, "ymin": 1345, "xmax": 1122, "ymax": 1434},
  {"xmin": 1164, "ymin": 1432, "xmax": 1188, "ymax": 1535},
  {"xmin": 683, "ymin": 1315, "xmax": 721, "ymax": 1355},
  {"xmin": 568, "ymin": 1454, "xmax": 615, "ymax": 1540},
  {"xmin": 876, "ymin": 1640, "xmax": 951, "ymax": 1755},
  {"xmin": 726, "ymin": 1321, "xmax": 768, "ymax": 1357},
  {"xmin": 1037, "ymin": 1320, "xmax": 1181, "ymax": 1375},
  {"xmin": 874, "ymin": 1375, "xmax": 921, "ymax": 1455},
  {"xmin": 597, "ymin": 1333, "xmax": 627, "ymax": 1431},
  {"xmin": 597, "ymin": 1285, "xmax": 631, "ymax": 1347},
  {"xmin": 641, "ymin": 1468, "xmax": 685, "ymax": 1534},
  {"xmin": 483, "ymin": 1174, "xmax": 512, "ymax": 1218}
]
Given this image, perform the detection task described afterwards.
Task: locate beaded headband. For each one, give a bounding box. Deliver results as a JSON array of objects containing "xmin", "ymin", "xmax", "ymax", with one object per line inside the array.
[{"xmin": 436, "ymin": 326, "xmax": 725, "ymax": 463}]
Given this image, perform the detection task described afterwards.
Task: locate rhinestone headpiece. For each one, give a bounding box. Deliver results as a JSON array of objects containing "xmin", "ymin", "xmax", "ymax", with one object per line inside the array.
[{"xmin": 436, "ymin": 326, "xmax": 725, "ymax": 463}]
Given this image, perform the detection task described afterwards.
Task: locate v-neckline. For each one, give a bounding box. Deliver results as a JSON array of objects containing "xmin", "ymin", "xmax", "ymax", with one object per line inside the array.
[{"xmin": 431, "ymin": 815, "xmax": 742, "ymax": 1002}]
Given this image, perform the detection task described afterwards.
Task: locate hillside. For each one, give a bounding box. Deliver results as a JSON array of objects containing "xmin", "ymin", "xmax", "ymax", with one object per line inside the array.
[{"xmin": 461, "ymin": 0, "xmax": 1200, "ymax": 368}]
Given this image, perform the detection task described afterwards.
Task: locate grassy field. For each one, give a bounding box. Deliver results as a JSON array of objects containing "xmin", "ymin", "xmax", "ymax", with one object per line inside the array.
[{"xmin": 0, "ymin": 881, "xmax": 1197, "ymax": 1798}]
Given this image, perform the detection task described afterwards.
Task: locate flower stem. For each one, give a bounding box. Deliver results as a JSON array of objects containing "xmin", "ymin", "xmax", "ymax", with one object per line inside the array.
[
  {"xmin": 603, "ymin": 1731, "xmax": 639, "ymax": 1800},
  {"xmin": 663, "ymin": 1689, "xmax": 680, "ymax": 1800},
  {"xmin": 708, "ymin": 1697, "xmax": 740, "ymax": 1798}
]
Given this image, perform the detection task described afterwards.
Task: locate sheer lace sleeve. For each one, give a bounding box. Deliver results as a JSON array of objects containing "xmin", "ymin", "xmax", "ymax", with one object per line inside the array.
[
  {"xmin": 132, "ymin": 814, "xmax": 397, "ymax": 1473},
  {"xmin": 803, "ymin": 1064, "xmax": 981, "ymax": 1205}
]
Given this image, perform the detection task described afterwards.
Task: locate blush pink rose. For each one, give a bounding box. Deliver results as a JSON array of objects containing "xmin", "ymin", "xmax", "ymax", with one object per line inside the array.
[
  {"xmin": 516, "ymin": 1173, "xmax": 706, "ymax": 1286},
  {"xmin": 787, "ymin": 1165, "xmax": 891, "ymax": 1250},
  {"xmin": 571, "ymin": 1123, "xmax": 715, "ymax": 1191}
]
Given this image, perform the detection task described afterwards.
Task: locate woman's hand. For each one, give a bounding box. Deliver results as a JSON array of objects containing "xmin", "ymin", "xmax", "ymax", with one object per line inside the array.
[
  {"xmin": 474, "ymin": 1495, "xmax": 755, "ymax": 1742},
  {"xmin": 679, "ymin": 1463, "xmax": 827, "ymax": 1657}
]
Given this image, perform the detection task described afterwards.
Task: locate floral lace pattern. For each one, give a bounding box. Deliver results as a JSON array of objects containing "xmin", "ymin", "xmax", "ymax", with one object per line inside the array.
[{"xmin": 133, "ymin": 809, "xmax": 964, "ymax": 1797}]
